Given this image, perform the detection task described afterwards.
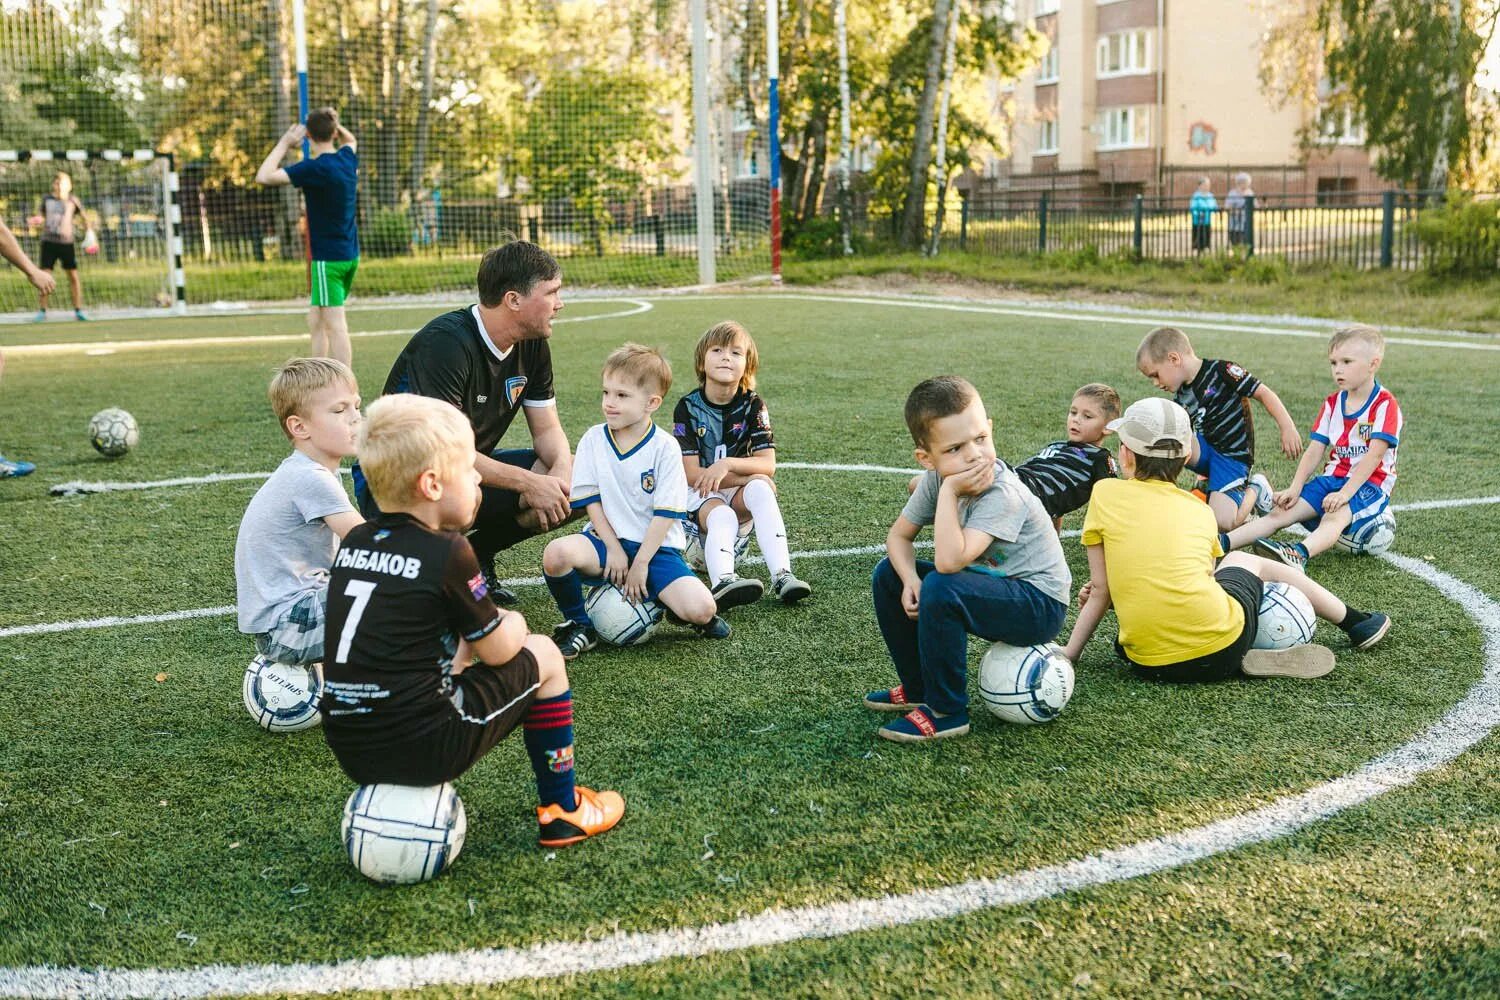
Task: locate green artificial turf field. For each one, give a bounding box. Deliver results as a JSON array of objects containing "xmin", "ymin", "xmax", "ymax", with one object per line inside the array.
[{"xmin": 0, "ymin": 291, "xmax": 1496, "ymax": 998}]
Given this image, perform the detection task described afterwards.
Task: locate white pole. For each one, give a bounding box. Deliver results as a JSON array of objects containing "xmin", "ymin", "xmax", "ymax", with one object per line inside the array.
[
  {"xmin": 293, "ymin": 0, "xmax": 309, "ymax": 158},
  {"xmin": 690, "ymin": 0, "xmax": 717, "ymax": 286},
  {"xmin": 927, "ymin": 0, "xmax": 960, "ymax": 257},
  {"xmin": 836, "ymin": 0, "xmax": 853, "ymax": 256}
]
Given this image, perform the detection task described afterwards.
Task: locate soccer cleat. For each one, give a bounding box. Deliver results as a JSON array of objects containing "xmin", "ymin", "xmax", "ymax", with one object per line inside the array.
[
  {"xmin": 1347, "ymin": 612, "xmax": 1391, "ymax": 650},
  {"xmin": 0, "ymin": 455, "xmax": 36, "ymax": 478},
  {"xmin": 74, "ymin": 309, "xmax": 88, "ymax": 322},
  {"xmin": 479, "ymin": 558, "xmax": 519, "ymax": 606},
  {"xmin": 1250, "ymin": 473, "xmax": 1275, "ymax": 515},
  {"xmin": 1240, "ymin": 644, "xmax": 1336, "ymax": 679},
  {"xmin": 771, "ymin": 569, "xmax": 812, "ymax": 604},
  {"xmin": 863, "ymin": 684, "xmax": 922, "ymax": 713},
  {"xmin": 694, "ymin": 614, "xmax": 732, "ymax": 640},
  {"xmin": 536, "ymin": 785, "xmax": 626, "ymax": 847},
  {"xmin": 551, "ymin": 620, "xmax": 598, "ymax": 661},
  {"xmin": 31, "ymin": 310, "xmax": 44, "ymax": 323},
  {"xmin": 711, "ymin": 574, "xmax": 764, "ymax": 611},
  {"xmin": 1255, "ymin": 538, "xmax": 1307, "ymax": 570},
  {"xmin": 878, "ymin": 706, "xmax": 970, "ymax": 743}
]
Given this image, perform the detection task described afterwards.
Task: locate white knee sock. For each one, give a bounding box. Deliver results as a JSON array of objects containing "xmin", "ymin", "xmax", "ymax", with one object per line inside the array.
[
  {"xmin": 743, "ymin": 479, "xmax": 792, "ymax": 577},
  {"xmin": 704, "ymin": 505, "xmax": 740, "ymax": 583}
]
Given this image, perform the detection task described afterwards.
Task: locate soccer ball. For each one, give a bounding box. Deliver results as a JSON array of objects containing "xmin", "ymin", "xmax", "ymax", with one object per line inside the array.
[
  {"xmin": 242, "ymin": 655, "xmax": 323, "ymax": 733},
  {"xmin": 585, "ymin": 583, "xmax": 663, "ymax": 646},
  {"xmin": 1253, "ymin": 581, "xmax": 1318, "ymax": 650},
  {"xmin": 88, "ymin": 407, "xmax": 139, "ymax": 457},
  {"xmin": 1335, "ymin": 508, "xmax": 1396, "ymax": 556},
  {"xmin": 682, "ymin": 519, "xmax": 754, "ymax": 573},
  {"xmin": 978, "ymin": 641, "xmax": 1075, "ymax": 725},
  {"xmin": 341, "ymin": 783, "xmax": 467, "ymax": 885}
]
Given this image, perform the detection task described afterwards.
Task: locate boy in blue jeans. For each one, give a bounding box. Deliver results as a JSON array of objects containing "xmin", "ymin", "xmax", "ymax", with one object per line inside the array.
[{"xmin": 866, "ymin": 377, "xmax": 1072, "ymax": 743}]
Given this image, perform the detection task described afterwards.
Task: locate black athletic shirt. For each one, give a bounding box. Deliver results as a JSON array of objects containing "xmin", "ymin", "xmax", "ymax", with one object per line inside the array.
[
  {"xmin": 1015, "ymin": 440, "xmax": 1118, "ymax": 520},
  {"xmin": 1173, "ymin": 359, "xmax": 1262, "ymax": 465},
  {"xmin": 321, "ymin": 513, "xmax": 504, "ymax": 754},
  {"xmin": 672, "ymin": 387, "xmax": 775, "ymax": 465},
  {"xmin": 382, "ymin": 307, "xmax": 555, "ymax": 454}
]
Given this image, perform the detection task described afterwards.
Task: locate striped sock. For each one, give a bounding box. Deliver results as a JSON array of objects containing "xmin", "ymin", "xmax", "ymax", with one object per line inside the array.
[
  {"xmin": 545, "ymin": 570, "xmax": 588, "ymax": 624},
  {"xmin": 523, "ymin": 691, "xmax": 577, "ymax": 810}
]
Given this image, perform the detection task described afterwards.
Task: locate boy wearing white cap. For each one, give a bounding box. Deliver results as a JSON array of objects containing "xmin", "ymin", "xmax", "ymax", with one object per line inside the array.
[{"xmin": 1060, "ymin": 397, "xmax": 1389, "ymax": 682}]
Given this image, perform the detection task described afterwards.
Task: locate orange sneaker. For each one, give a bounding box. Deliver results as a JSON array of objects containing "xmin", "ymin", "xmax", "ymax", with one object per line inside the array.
[{"xmin": 536, "ymin": 785, "xmax": 626, "ymax": 847}]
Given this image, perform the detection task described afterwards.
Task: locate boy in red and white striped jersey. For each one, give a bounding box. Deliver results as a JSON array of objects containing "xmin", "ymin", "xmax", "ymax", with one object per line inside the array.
[{"xmin": 1221, "ymin": 325, "xmax": 1402, "ymax": 570}]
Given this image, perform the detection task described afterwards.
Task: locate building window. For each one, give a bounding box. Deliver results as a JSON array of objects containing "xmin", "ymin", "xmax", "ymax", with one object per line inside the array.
[
  {"xmin": 1035, "ymin": 0, "xmax": 1060, "ymax": 16},
  {"xmin": 1318, "ymin": 107, "xmax": 1366, "ymax": 146},
  {"xmin": 1037, "ymin": 44, "xmax": 1059, "ymax": 83},
  {"xmin": 1095, "ymin": 105, "xmax": 1151, "ymax": 149},
  {"xmin": 1096, "ymin": 29, "xmax": 1151, "ymax": 77},
  {"xmin": 1037, "ymin": 119, "xmax": 1059, "ymax": 154}
]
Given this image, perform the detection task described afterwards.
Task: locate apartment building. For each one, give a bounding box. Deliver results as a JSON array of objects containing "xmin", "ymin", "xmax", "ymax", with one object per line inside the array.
[{"xmin": 979, "ymin": 0, "xmax": 1373, "ymax": 201}]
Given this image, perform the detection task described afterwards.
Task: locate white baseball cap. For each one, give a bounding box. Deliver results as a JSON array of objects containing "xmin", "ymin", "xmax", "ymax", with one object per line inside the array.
[{"xmin": 1107, "ymin": 397, "xmax": 1193, "ymax": 458}]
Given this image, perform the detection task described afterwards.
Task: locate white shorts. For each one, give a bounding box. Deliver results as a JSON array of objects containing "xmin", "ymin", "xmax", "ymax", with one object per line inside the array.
[{"xmin": 687, "ymin": 486, "xmax": 742, "ymax": 517}]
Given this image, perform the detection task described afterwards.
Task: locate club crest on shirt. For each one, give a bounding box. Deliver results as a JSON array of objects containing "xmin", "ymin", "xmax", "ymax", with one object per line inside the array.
[
  {"xmin": 730, "ymin": 421, "xmax": 747, "ymax": 435},
  {"xmin": 757, "ymin": 406, "xmax": 771, "ymax": 429},
  {"xmin": 1226, "ymin": 363, "xmax": 1247, "ymax": 380},
  {"xmin": 505, "ymin": 375, "xmax": 528, "ymax": 407},
  {"xmin": 641, "ymin": 469, "xmax": 656, "ymax": 493},
  {"xmin": 1355, "ymin": 422, "xmax": 1373, "ymax": 444},
  {"xmin": 468, "ymin": 572, "xmax": 489, "ymax": 601}
]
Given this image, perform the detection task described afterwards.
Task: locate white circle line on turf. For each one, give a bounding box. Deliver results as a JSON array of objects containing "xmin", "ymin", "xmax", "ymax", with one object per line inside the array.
[{"xmin": 2, "ymin": 550, "xmax": 1495, "ymax": 998}]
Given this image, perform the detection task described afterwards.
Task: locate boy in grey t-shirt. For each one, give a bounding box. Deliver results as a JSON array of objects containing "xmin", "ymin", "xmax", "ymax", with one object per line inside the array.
[
  {"xmin": 234, "ymin": 359, "xmax": 364, "ymax": 664},
  {"xmin": 865, "ymin": 377, "xmax": 1072, "ymax": 744}
]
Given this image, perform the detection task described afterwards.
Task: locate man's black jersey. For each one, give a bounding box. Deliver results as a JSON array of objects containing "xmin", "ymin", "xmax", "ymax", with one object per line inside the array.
[
  {"xmin": 672, "ymin": 387, "xmax": 775, "ymax": 465},
  {"xmin": 321, "ymin": 513, "xmax": 504, "ymax": 754},
  {"xmin": 1015, "ymin": 441, "xmax": 1118, "ymax": 520},
  {"xmin": 382, "ymin": 307, "xmax": 555, "ymax": 454},
  {"xmin": 1173, "ymin": 359, "xmax": 1262, "ymax": 466}
]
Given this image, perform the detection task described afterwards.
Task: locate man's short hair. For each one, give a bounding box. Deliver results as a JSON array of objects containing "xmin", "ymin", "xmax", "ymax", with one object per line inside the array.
[
  {"xmin": 1328, "ymin": 324, "xmax": 1384, "ymax": 356},
  {"xmin": 268, "ymin": 357, "xmax": 357, "ymax": 440},
  {"xmin": 904, "ymin": 375, "xmax": 978, "ymax": 447},
  {"xmin": 1073, "ymin": 382, "xmax": 1121, "ymax": 421},
  {"xmin": 476, "ymin": 240, "xmax": 562, "ymax": 307},
  {"xmin": 603, "ymin": 343, "xmax": 672, "ymax": 397},
  {"xmin": 1130, "ymin": 449, "xmax": 1189, "ymax": 483},
  {"xmin": 1137, "ymin": 326, "xmax": 1194, "ymax": 364},
  {"xmin": 694, "ymin": 320, "xmax": 759, "ymax": 392},
  {"xmin": 358, "ymin": 394, "xmax": 475, "ymax": 509},
  {"xmin": 305, "ymin": 107, "xmax": 338, "ymax": 143}
]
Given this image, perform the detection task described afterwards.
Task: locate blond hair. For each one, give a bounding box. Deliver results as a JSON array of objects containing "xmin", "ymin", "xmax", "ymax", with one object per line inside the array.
[
  {"xmin": 693, "ymin": 320, "xmax": 759, "ymax": 392},
  {"xmin": 1073, "ymin": 382, "xmax": 1121, "ymax": 421},
  {"xmin": 358, "ymin": 394, "xmax": 475, "ymax": 509},
  {"xmin": 1136, "ymin": 326, "xmax": 1194, "ymax": 364},
  {"xmin": 1328, "ymin": 324, "xmax": 1384, "ymax": 356},
  {"xmin": 268, "ymin": 357, "xmax": 357, "ymax": 439},
  {"xmin": 603, "ymin": 342, "xmax": 672, "ymax": 397}
]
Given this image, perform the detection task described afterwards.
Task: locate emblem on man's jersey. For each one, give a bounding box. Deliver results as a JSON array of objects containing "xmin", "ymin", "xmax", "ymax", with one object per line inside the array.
[
  {"xmin": 697, "ymin": 425, "xmax": 708, "ymax": 439},
  {"xmin": 1356, "ymin": 422, "xmax": 1373, "ymax": 444},
  {"xmin": 468, "ymin": 572, "xmax": 489, "ymax": 601},
  {"xmin": 1226, "ymin": 363, "xmax": 1247, "ymax": 380},
  {"xmin": 641, "ymin": 469, "xmax": 656, "ymax": 492},
  {"xmin": 505, "ymin": 375, "xmax": 528, "ymax": 407}
]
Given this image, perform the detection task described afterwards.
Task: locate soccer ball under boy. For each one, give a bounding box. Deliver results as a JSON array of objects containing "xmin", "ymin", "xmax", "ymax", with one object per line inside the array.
[
  {"xmin": 585, "ymin": 584, "xmax": 663, "ymax": 646},
  {"xmin": 978, "ymin": 642, "xmax": 1075, "ymax": 724},
  {"xmin": 1252, "ymin": 582, "xmax": 1318, "ymax": 650},
  {"xmin": 88, "ymin": 407, "xmax": 139, "ymax": 457},
  {"xmin": 1335, "ymin": 508, "xmax": 1396, "ymax": 556},
  {"xmin": 242, "ymin": 655, "xmax": 323, "ymax": 733},
  {"xmin": 341, "ymin": 783, "xmax": 467, "ymax": 885},
  {"xmin": 682, "ymin": 519, "xmax": 754, "ymax": 573}
]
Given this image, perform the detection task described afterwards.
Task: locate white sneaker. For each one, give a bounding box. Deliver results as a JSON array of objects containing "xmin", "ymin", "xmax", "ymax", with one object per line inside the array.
[
  {"xmin": 771, "ymin": 570, "xmax": 812, "ymax": 604},
  {"xmin": 1250, "ymin": 473, "xmax": 1275, "ymax": 515},
  {"xmin": 1241, "ymin": 644, "xmax": 1335, "ymax": 679}
]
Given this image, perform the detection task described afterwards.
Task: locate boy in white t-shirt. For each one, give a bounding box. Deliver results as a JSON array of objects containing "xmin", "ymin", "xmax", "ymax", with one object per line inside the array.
[
  {"xmin": 541, "ymin": 344, "xmax": 728, "ymax": 659},
  {"xmin": 234, "ymin": 358, "xmax": 365, "ymax": 664}
]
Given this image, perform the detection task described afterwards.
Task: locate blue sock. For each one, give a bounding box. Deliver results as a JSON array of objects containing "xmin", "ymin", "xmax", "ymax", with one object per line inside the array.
[
  {"xmin": 545, "ymin": 570, "xmax": 588, "ymax": 624},
  {"xmin": 1218, "ymin": 532, "xmax": 1232, "ymax": 553},
  {"xmin": 1295, "ymin": 542, "xmax": 1310, "ymax": 560},
  {"xmin": 523, "ymin": 691, "xmax": 577, "ymax": 810}
]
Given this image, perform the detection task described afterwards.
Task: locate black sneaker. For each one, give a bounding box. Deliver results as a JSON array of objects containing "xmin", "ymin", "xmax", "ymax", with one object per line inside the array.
[
  {"xmin": 1347, "ymin": 612, "xmax": 1391, "ymax": 650},
  {"xmin": 694, "ymin": 615, "xmax": 732, "ymax": 640},
  {"xmin": 551, "ymin": 620, "xmax": 598, "ymax": 660},
  {"xmin": 711, "ymin": 574, "xmax": 764, "ymax": 611},
  {"xmin": 479, "ymin": 557, "xmax": 518, "ymax": 606}
]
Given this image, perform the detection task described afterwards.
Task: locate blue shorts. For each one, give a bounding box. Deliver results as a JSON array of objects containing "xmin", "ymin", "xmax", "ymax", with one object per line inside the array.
[
  {"xmin": 1298, "ymin": 475, "xmax": 1390, "ymax": 532},
  {"xmin": 1187, "ymin": 435, "xmax": 1250, "ymax": 496},
  {"xmin": 580, "ymin": 530, "xmax": 695, "ymax": 601}
]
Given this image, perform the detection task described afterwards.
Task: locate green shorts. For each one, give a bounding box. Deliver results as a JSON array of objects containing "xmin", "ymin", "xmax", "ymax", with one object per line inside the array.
[{"xmin": 310, "ymin": 258, "xmax": 358, "ymax": 307}]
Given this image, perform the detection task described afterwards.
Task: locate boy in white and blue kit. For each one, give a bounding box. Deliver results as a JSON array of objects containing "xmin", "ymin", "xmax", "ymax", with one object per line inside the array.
[
  {"xmin": 542, "ymin": 344, "xmax": 729, "ymax": 660},
  {"xmin": 234, "ymin": 358, "xmax": 365, "ymax": 664}
]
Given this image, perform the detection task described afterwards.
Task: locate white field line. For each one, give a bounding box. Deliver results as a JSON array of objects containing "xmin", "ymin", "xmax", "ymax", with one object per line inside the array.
[
  {"xmin": 1, "ymin": 301, "xmax": 653, "ymax": 357},
  {"xmin": 2, "ymin": 548, "xmax": 1496, "ymax": 998}
]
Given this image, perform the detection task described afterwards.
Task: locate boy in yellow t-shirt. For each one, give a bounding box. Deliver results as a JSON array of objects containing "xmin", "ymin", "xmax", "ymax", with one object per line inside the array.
[{"xmin": 1059, "ymin": 398, "xmax": 1390, "ymax": 682}]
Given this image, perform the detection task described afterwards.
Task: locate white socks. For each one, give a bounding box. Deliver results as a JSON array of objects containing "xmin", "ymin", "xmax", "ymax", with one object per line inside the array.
[
  {"xmin": 743, "ymin": 478, "xmax": 792, "ymax": 578},
  {"xmin": 703, "ymin": 504, "xmax": 739, "ymax": 583}
]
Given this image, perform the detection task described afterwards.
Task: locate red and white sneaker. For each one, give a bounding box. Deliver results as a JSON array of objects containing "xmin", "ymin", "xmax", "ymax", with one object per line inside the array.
[
  {"xmin": 537, "ymin": 785, "xmax": 626, "ymax": 847},
  {"xmin": 862, "ymin": 683, "xmax": 922, "ymax": 713}
]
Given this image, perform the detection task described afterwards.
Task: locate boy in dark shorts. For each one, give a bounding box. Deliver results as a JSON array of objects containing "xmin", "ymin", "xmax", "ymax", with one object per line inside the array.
[{"xmin": 321, "ymin": 393, "xmax": 625, "ymax": 848}]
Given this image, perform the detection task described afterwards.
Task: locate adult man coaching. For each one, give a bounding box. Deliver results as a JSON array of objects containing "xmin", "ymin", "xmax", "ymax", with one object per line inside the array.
[
  {"xmin": 255, "ymin": 108, "xmax": 359, "ymax": 366},
  {"xmin": 353, "ymin": 241, "xmax": 573, "ymax": 604},
  {"xmin": 1, "ymin": 218, "xmax": 56, "ymax": 477}
]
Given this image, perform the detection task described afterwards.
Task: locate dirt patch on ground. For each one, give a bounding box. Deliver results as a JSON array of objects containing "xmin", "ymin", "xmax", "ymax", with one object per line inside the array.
[{"xmin": 804, "ymin": 272, "xmax": 1168, "ymax": 309}]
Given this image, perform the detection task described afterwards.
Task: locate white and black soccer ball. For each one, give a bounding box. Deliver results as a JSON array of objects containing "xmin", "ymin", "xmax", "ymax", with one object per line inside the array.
[
  {"xmin": 88, "ymin": 407, "xmax": 139, "ymax": 458},
  {"xmin": 341, "ymin": 783, "xmax": 467, "ymax": 885},
  {"xmin": 1335, "ymin": 508, "xmax": 1396, "ymax": 556},
  {"xmin": 242, "ymin": 655, "xmax": 323, "ymax": 733},
  {"xmin": 585, "ymin": 583, "xmax": 663, "ymax": 646},
  {"xmin": 682, "ymin": 519, "xmax": 754, "ymax": 574},
  {"xmin": 1253, "ymin": 581, "xmax": 1318, "ymax": 650},
  {"xmin": 978, "ymin": 642, "xmax": 1075, "ymax": 725}
]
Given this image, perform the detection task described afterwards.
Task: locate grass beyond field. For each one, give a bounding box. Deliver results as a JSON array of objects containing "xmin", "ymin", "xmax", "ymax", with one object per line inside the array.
[{"xmin": 0, "ymin": 291, "xmax": 1496, "ymax": 997}]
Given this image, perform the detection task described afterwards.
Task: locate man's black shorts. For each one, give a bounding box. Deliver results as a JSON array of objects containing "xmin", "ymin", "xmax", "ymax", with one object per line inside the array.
[
  {"xmin": 330, "ymin": 646, "xmax": 541, "ymax": 787},
  {"xmin": 1128, "ymin": 567, "xmax": 1263, "ymax": 684},
  {"xmin": 40, "ymin": 241, "xmax": 77, "ymax": 271}
]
